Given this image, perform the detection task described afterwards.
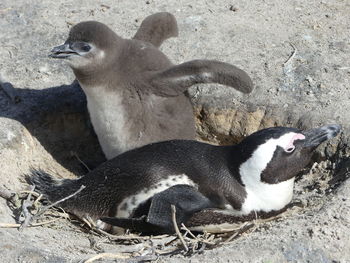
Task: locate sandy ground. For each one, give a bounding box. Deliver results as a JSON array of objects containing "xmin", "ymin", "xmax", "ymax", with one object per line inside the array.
[{"xmin": 0, "ymin": 0, "xmax": 349, "ymax": 262}]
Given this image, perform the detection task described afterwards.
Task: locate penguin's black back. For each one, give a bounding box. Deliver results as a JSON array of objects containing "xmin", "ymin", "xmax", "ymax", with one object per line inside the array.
[
  {"xmin": 81, "ymin": 140, "xmax": 227, "ymax": 185},
  {"xmin": 73, "ymin": 140, "xmax": 237, "ymax": 210}
]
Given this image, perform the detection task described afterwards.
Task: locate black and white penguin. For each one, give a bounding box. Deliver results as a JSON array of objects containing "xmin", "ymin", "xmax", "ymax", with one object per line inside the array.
[
  {"xmin": 29, "ymin": 124, "xmax": 340, "ymax": 234},
  {"xmin": 49, "ymin": 12, "xmax": 253, "ymax": 159}
]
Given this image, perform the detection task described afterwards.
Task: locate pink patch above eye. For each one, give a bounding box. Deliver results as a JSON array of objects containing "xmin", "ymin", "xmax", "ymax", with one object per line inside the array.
[{"xmin": 284, "ymin": 133, "xmax": 305, "ymax": 150}]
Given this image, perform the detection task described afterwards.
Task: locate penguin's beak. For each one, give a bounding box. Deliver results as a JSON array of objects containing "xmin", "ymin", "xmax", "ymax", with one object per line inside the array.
[
  {"xmin": 302, "ymin": 124, "xmax": 341, "ymax": 147},
  {"xmin": 49, "ymin": 43, "xmax": 78, "ymax": 59}
]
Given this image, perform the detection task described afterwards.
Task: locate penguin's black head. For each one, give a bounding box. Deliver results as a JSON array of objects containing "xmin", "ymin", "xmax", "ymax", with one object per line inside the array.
[
  {"xmin": 49, "ymin": 21, "xmax": 119, "ymax": 71},
  {"xmin": 238, "ymin": 124, "xmax": 341, "ymax": 185}
]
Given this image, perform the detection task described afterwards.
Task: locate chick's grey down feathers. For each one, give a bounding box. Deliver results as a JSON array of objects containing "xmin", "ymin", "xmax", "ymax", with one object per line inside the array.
[
  {"xmin": 50, "ymin": 12, "xmax": 254, "ymax": 159},
  {"xmin": 133, "ymin": 12, "xmax": 179, "ymax": 47}
]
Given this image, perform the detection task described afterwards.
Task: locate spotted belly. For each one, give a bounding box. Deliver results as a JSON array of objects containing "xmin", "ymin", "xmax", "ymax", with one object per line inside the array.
[{"xmin": 116, "ymin": 174, "xmax": 197, "ymax": 218}]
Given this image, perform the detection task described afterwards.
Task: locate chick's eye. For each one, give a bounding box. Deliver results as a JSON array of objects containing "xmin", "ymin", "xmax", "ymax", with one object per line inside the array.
[
  {"xmin": 285, "ymin": 146, "xmax": 295, "ymax": 153},
  {"xmin": 72, "ymin": 42, "xmax": 91, "ymax": 52},
  {"xmin": 81, "ymin": 43, "xmax": 91, "ymax": 52}
]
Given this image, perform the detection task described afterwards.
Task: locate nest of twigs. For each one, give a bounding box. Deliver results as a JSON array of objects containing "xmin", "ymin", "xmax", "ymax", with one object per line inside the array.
[{"xmin": 0, "ymin": 159, "xmax": 348, "ymax": 262}]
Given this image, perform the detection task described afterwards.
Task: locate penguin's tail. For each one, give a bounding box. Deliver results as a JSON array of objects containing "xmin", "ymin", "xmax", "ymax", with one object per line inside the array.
[{"xmin": 26, "ymin": 169, "xmax": 83, "ymax": 210}]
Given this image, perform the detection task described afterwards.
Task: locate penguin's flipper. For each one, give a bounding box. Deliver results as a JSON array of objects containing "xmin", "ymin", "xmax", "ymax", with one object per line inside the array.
[
  {"xmin": 101, "ymin": 185, "xmax": 214, "ymax": 234},
  {"xmin": 147, "ymin": 60, "xmax": 253, "ymax": 97},
  {"xmin": 146, "ymin": 184, "xmax": 214, "ymax": 233},
  {"xmin": 133, "ymin": 12, "xmax": 178, "ymax": 48}
]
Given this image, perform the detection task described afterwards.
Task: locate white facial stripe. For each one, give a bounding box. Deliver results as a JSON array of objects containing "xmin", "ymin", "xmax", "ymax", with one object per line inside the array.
[
  {"xmin": 116, "ymin": 175, "xmax": 197, "ymax": 218},
  {"xmin": 240, "ymin": 132, "xmax": 302, "ymax": 176},
  {"xmin": 237, "ymin": 132, "xmax": 300, "ymax": 215}
]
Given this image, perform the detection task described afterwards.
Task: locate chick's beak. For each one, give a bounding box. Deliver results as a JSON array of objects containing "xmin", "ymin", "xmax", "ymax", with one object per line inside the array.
[{"xmin": 49, "ymin": 43, "xmax": 78, "ymax": 59}]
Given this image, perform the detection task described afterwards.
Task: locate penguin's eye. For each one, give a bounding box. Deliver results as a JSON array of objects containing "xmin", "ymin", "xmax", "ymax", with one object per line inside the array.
[{"xmin": 285, "ymin": 146, "xmax": 295, "ymax": 153}]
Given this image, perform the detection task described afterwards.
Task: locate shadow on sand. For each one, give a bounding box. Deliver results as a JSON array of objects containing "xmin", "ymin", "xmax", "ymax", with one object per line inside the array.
[{"xmin": 0, "ymin": 80, "xmax": 106, "ymax": 175}]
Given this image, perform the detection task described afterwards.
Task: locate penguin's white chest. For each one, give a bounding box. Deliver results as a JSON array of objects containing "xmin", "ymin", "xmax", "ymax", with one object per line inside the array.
[
  {"xmin": 82, "ymin": 85, "xmax": 129, "ymax": 159},
  {"xmin": 220, "ymin": 178, "xmax": 295, "ymax": 216},
  {"xmin": 239, "ymin": 178, "xmax": 295, "ymax": 214}
]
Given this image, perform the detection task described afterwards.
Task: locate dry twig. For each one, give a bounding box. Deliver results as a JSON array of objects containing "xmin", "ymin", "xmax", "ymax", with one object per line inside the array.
[
  {"xmin": 155, "ymin": 247, "xmax": 181, "ymax": 256},
  {"xmin": 33, "ymin": 185, "xmax": 86, "ymax": 219},
  {"xmin": 20, "ymin": 190, "xmax": 40, "ymax": 198},
  {"xmin": 84, "ymin": 252, "xmax": 131, "ymax": 263},
  {"xmin": 94, "ymin": 227, "xmax": 168, "ymax": 242},
  {"xmin": 0, "ymin": 219, "xmax": 59, "ymax": 228},
  {"xmin": 283, "ymin": 43, "xmax": 297, "ymax": 65},
  {"xmin": 33, "ymin": 194, "xmax": 43, "ymax": 209},
  {"xmin": 181, "ymin": 224, "xmax": 216, "ymax": 246},
  {"xmin": 84, "ymin": 249, "xmax": 157, "ymax": 263},
  {"xmin": 0, "ymin": 186, "xmax": 20, "ymax": 207},
  {"xmin": 72, "ymin": 152, "xmax": 91, "ymax": 172},
  {"xmin": 224, "ymin": 222, "xmax": 253, "ymax": 243},
  {"xmin": 171, "ymin": 205, "xmax": 188, "ymax": 252},
  {"xmin": 19, "ymin": 185, "xmax": 35, "ymax": 230}
]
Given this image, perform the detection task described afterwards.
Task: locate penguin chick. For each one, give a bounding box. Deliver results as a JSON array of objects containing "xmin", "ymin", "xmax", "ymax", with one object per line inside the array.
[
  {"xmin": 49, "ymin": 13, "xmax": 254, "ymax": 159},
  {"xmin": 29, "ymin": 124, "xmax": 340, "ymax": 234}
]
